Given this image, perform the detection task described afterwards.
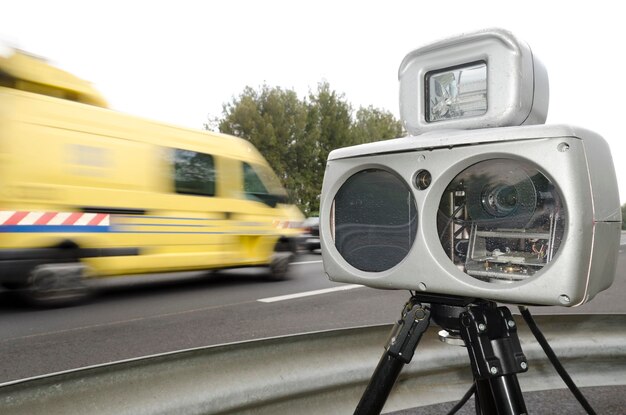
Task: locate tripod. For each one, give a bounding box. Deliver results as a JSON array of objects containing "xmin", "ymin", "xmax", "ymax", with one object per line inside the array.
[{"xmin": 355, "ymin": 294, "xmax": 529, "ymax": 415}]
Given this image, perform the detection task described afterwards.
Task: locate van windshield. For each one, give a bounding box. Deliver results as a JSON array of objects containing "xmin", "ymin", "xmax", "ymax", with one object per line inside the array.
[{"xmin": 243, "ymin": 162, "xmax": 287, "ymax": 199}]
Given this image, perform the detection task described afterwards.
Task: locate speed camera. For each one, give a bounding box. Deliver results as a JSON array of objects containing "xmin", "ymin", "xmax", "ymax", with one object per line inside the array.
[{"xmin": 320, "ymin": 29, "xmax": 621, "ymax": 306}]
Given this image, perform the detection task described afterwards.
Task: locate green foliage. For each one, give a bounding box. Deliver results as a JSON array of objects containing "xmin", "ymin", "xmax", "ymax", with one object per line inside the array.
[
  {"xmin": 210, "ymin": 82, "xmax": 404, "ymax": 215},
  {"xmin": 352, "ymin": 106, "xmax": 404, "ymax": 145},
  {"xmin": 622, "ymin": 203, "xmax": 626, "ymax": 230}
]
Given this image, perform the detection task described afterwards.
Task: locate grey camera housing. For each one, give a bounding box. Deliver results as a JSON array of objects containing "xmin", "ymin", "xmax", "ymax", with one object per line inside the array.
[
  {"xmin": 399, "ymin": 28, "xmax": 549, "ymax": 135},
  {"xmin": 320, "ymin": 125, "xmax": 621, "ymax": 306}
]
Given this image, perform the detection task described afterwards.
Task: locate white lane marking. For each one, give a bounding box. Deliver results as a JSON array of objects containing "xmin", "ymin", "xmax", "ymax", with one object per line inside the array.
[
  {"xmin": 258, "ymin": 284, "xmax": 362, "ymax": 303},
  {"xmin": 291, "ymin": 260, "xmax": 323, "ymax": 265}
]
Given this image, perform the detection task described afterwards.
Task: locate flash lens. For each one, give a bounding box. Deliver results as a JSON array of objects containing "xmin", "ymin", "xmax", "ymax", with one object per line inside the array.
[
  {"xmin": 333, "ymin": 169, "xmax": 417, "ymax": 272},
  {"xmin": 437, "ymin": 159, "xmax": 566, "ymax": 283},
  {"xmin": 426, "ymin": 62, "xmax": 487, "ymax": 122}
]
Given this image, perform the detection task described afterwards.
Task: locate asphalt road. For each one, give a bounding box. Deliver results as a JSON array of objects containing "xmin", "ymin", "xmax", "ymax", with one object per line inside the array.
[
  {"xmin": 393, "ymin": 385, "xmax": 626, "ymax": 415},
  {"xmin": 0, "ymin": 245, "xmax": 625, "ymax": 384},
  {"xmin": 0, "ymin": 253, "xmax": 407, "ymax": 383}
]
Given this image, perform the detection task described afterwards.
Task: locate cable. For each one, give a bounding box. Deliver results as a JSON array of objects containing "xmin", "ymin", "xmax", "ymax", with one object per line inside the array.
[
  {"xmin": 518, "ymin": 306, "xmax": 597, "ymax": 415},
  {"xmin": 446, "ymin": 383, "xmax": 476, "ymax": 415}
]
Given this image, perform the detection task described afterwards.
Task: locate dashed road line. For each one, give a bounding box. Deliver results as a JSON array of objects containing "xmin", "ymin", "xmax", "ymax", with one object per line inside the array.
[
  {"xmin": 291, "ymin": 259, "xmax": 323, "ymax": 265},
  {"xmin": 257, "ymin": 284, "xmax": 362, "ymax": 303}
]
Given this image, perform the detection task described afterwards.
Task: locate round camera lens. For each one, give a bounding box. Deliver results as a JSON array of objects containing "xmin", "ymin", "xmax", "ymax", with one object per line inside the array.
[
  {"xmin": 481, "ymin": 183, "xmax": 519, "ymax": 217},
  {"xmin": 332, "ymin": 169, "xmax": 417, "ymax": 272},
  {"xmin": 437, "ymin": 159, "xmax": 566, "ymax": 284},
  {"xmin": 465, "ymin": 160, "xmax": 537, "ymax": 228}
]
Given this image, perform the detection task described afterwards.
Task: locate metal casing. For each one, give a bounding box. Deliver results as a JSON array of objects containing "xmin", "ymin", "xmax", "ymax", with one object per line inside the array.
[
  {"xmin": 320, "ymin": 125, "xmax": 621, "ymax": 306},
  {"xmin": 399, "ymin": 28, "xmax": 549, "ymax": 135}
]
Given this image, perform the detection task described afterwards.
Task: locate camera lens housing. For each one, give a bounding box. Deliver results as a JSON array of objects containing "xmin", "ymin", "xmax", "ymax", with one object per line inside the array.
[
  {"xmin": 320, "ymin": 125, "xmax": 620, "ymax": 306},
  {"xmin": 437, "ymin": 158, "xmax": 565, "ymax": 283},
  {"xmin": 332, "ymin": 169, "xmax": 418, "ymax": 272}
]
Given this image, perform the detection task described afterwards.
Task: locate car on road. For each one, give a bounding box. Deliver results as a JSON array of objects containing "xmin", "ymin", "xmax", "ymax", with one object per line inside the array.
[{"xmin": 300, "ymin": 217, "xmax": 320, "ymax": 252}]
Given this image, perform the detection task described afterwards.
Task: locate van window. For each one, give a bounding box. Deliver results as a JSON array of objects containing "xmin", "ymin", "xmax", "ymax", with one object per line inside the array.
[{"xmin": 173, "ymin": 149, "xmax": 216, "ymax": 196}]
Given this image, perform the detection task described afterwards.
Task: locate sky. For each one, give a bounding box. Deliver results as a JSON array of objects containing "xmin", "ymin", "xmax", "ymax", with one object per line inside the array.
[{"xmin": 2, "ymin": 0, "xmax": 625, "ymax": 203}]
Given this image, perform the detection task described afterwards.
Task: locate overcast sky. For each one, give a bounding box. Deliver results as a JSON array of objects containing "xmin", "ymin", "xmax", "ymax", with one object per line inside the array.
[{"xmin": 2, "ymin": 1, "xmax": 624, "ymax": 203}]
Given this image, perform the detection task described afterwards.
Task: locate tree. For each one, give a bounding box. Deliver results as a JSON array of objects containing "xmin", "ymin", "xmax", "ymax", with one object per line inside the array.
[
  {"xmin": 351, "ymin": 105, "xmax": 404, "ymax": 145},
  {"xmin": 304, "ymin": 82, "xmax": 354, "ymax": 213},
  {"xmin": 215, "ymin": 85, "xmax": 319, "ymax": 213},
  {"xmin": 217, "ymin": 85, "xmax": 308, "ymax": 176},
  {"xmin": 210, "ymin": 82, "xmax": 403, "ymax": 215}
]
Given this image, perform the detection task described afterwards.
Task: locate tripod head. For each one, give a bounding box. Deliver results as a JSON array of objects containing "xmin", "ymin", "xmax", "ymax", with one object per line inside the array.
[{"xmin": 356, "ymin": 294, "xmax": 529, "ymax": 415}]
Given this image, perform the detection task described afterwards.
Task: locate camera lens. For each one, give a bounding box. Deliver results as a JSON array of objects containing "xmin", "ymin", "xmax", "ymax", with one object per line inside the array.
[
  {"xmin": 332, "ymin": 169, "xmax": 417, "ymax": 272},
  {"xmin": 437, "ymin": 159, "xmax": 566, "ymax": 283},
  {"xmin": 465, "ymin": 160, "xmax": 538, "ymax": 227},
  {"xmin": 481, "ymin": 183, "xmax": 519, "ymax": 217}
]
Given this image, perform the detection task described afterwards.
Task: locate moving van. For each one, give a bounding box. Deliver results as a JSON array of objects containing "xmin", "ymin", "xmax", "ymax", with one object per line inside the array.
[{"xmin": 0, "ymin": 49, "xmax": 304, "ymax": 305}]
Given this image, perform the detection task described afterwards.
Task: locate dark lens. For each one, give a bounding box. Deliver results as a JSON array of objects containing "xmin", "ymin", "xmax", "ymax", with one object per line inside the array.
[
  {"xmin": 333, "ymin": 169, "xmax": 417, "ymax": 272},
  {"xmin": 481, "ymin": 183, "xmax": 519, "ymax": 217},
  {"xmin": 465, "ymin": 160, "xmax": 537, "ymax": 228}
]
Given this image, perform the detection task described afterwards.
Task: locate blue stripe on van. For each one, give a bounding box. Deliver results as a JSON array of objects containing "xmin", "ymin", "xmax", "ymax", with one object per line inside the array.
[
  {"xmin": 0, "ymin": 225, "xmax": 110, "ymax": 233},
  {"xmin": 0, "ymin": 225, "xmax": 237, "ymax": 235},
  {"xmin": 114, "ymin": 215, "xmax": 221, "ymax": 221},
  {"xmin": 0, "ymin": 225, "xmax": 270, "ymax": 235}
]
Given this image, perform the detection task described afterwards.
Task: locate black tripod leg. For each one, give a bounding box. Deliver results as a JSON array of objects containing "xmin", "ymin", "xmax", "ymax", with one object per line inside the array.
[
  {"xmin": 460, "ymin": 304, "xmax": 528, "ymax": 415},
  {"xmin": 474, "ymin": 379, "xmax": 497, "ymax": 415},
  {"xmin": 488, "ymin": 375, "xmax": 526, "ymax": 414},
  {"xmin": 354, "ymin": 354, "xmax": 405, "ymax": 414},
  {"xmin": 474, "ymin": 376, "xmax": 526, "ymax": 415},
  {"xmin": 354, "ymin": 298, "xmax": 431, "ymax": 415}
]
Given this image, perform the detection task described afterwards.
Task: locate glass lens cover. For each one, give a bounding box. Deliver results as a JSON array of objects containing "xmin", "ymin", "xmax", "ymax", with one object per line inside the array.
[
  {"xmin": 427, "ymin": 62, "xmax": 487, "ymax": 122},
  {"xmin": 333, "ymin": 169, "xmax": 418, "ymax": 272},
  {"xmin": 437, "ymin": 159, "xmax": 566, "ymax": 283}
]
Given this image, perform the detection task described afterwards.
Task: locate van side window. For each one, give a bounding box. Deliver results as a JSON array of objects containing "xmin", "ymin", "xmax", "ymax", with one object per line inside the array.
[{"xmin": 173, "ymin": 149, "xmax": 216, "ymax": 196}]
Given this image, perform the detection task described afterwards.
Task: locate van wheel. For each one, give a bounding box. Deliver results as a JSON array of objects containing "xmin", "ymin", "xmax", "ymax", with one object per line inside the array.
[
  {"xmin": 268, "ymin": 251, "xmax": 293, "ymax": 281},
  {"xmin": 21, "ymin": 263, "xmax": 90, "ymax": 307}
]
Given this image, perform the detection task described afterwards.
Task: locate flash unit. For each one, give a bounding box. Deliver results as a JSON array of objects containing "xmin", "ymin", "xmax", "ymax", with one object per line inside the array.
[
  {"xmin": 399, "ymin": 28, "xmax": 549, "ymax": 135},
  {"xmin": 426, "ymin": 61, "xmax": 487, "ymax": 122},
  {"xmin": 321, "ymin": 29, "xmax": 621, "ymax": 307}
]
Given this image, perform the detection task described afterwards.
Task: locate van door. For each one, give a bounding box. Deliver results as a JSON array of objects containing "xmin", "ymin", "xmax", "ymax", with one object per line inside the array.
[
  {"xmin": 222, "ymin": 161, "xmax": 289, "ymax": 265},
  {"xmin": 120, "ymin": 147, "xmax": 229, "ymax": 271}
]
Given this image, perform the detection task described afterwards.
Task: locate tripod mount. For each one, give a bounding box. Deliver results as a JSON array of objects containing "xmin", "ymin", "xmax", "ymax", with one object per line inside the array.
[{"xmin": 355, "ymin": 294, "xmax": 529, "ymax": 415}]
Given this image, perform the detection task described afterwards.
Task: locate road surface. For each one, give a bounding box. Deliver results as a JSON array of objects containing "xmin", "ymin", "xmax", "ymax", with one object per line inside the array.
[{"xmin": 1, "ymin": 245, "xmax": 625, "ymax": 384}]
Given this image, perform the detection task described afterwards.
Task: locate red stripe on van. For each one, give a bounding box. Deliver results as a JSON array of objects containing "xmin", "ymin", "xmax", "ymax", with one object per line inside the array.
[
  {"xmin": 4, "ymin": 211, "xmax": 29, "ymax": 225},
  {"xmin": 87, "ymin": 213, "xmax": 108, "ymax": 226},
  {"xmin": 34, "ymin": 212, "xmax": 57, "ymax": 225},
  {"xmin": 61, "ymin": 212, "xmax": 83, "ymax": 225}
]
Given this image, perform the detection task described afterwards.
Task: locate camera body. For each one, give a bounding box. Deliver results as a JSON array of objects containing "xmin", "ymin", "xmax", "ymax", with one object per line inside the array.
[
  {"xmin": 320, "ymin": 28, "xmax": 621, "ymax": 307},
  {"xmin": 320, "ymin": 124, "xmax": 620, "ymax": 306}
]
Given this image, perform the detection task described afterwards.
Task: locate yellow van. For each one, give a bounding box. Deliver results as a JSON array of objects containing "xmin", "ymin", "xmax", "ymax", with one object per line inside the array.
[{"xmin": 0, "ymin": 49, "xmax": 304, "ymax": 305}]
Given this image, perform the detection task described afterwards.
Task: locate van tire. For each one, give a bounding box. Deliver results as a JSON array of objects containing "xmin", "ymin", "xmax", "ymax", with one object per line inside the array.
[
  {"xmin": 20, "ymin": 263, "xmax": 91, "ymax": 307},
  {"xmin": 268, "ymin": 252, "xmax": 293, "ymax": 281}
]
